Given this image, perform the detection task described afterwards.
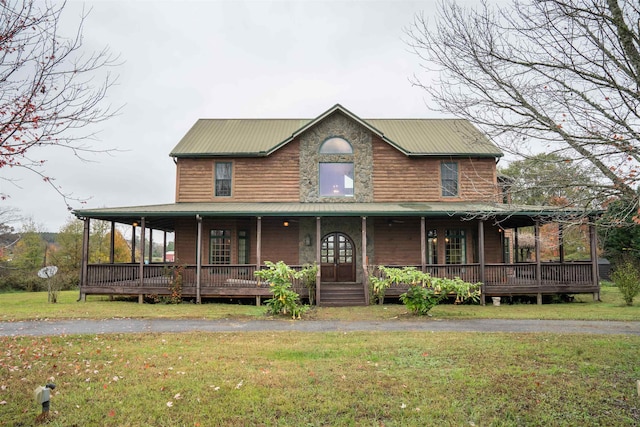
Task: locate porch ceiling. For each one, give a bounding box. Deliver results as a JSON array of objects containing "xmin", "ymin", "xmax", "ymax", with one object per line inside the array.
[{"xmin": 73, "ymin": 202, "xmax": 593, "ymax": 231}]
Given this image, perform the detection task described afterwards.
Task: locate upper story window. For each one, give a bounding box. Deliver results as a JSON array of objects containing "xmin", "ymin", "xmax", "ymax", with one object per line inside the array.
[
  {"xmin": 441, "ymin": 161, "xmax": 459, "ymax": 197},
  {"xmin": 215, "ymin": 162, "xmax": 232, "ymax": 197},
  {"xmin": 320, "ymin": 163, "xmax": 354, "ymax": 197},
  {"xmin": 320, "ymin": 137, "xmax": 353, "ymax": 154},
  {"xmin": 319, "ymin": 137, "xmax": 354, "ymax": 197}
]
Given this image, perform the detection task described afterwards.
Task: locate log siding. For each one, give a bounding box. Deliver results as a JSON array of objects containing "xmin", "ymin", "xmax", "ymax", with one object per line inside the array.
[{"xmin": 372, "ymin": 136, "xmax": 500, "ymax": 202}]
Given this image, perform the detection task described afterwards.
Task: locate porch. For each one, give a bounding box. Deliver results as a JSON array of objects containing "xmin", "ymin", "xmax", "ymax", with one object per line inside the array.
[
  {"xmin": 82, "ymin": 261, "xmax": 599, "ymax": 305},
  {"xmin": 74, "ymin": 201, "xmax": 601, "ymax": 307}
]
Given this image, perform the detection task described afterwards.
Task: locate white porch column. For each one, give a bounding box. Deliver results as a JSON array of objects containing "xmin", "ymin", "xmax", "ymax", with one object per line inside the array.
[{"xmin": 196, "ymin": 215, "xmax": 203, "ymax": 304}]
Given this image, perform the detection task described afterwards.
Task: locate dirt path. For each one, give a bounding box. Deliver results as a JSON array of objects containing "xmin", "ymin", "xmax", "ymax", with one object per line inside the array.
[{"xmin": 1, "ymin": 318, "xmax": 639, "ymax": 336}]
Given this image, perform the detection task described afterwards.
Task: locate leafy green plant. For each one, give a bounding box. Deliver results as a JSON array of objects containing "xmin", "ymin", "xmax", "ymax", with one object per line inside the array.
[
  {"xmin": 401, "ymin": 275, "xmax": 482, "ymax": 315},
  {"xmin": 611, "ymin": 257, "xmax": 640, "ymax": 306},
  {"xmin": 400, "ymin": 284, "xmax": 442, "ymax": 315},
  {"xmin": 372, "ymin": 266, "xmax": 481, "ymax": 315},
  {"xmin": 162, "ymin": 264, "xmax": 184, "ymax": 304},
  {"xmin": 255, "ymin": 261, "xmax": 308, "ymax": 319},
  {"xmin": 370, "ymin": 266, "xmax": 426, "ymax": 304},
  {"xmin": 299, "ymin": 263, "xmax": 318, "ymax": 305}
]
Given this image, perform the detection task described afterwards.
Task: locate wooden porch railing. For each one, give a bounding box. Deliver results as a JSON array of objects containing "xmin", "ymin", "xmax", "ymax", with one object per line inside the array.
[
  {"xmin": 370, "ymin": 264, "xmax": 480, "ymax": 284},
  {"xmin": 369, "ymin": 262, "xmax": 596, "ymax": 296},
  {"xmin": 84, "ymin": 263, "xmax": 308, "ymax": 295},
  {"xmin": 84, "ymin": 262, "xmax": 597, "ymax": 298}
]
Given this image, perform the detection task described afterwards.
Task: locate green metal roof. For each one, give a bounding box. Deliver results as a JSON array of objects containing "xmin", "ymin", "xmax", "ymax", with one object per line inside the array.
[
  {"xmin": 169, "ymin": 104, "xmax": 503, "ymax": 158},
  {"xmin": 74, "ymin": 201, "xmax": 586, "ymax": 231}
]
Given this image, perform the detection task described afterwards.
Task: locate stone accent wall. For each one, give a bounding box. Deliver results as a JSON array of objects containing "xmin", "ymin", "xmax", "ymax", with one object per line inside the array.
[{"xmin": 299, "ymin": 112, "xmax": 374, "ymax": 202}]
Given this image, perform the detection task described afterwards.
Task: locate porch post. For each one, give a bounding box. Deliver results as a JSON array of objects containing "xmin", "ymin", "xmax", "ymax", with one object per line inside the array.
[
  {"xmin": 535, "ymin": 221, "xmax": 542, "ymax": 305},
  {"xmin": 196, "ymin": 215, "xmax": 202, "ymax": 304},
  {"xmin": 589, "ymin": 221, "xmax": 600, "ymax": 301},
  {"xmin": 316, "ymin": 217, "xmax": 321, "ymax": 306},
  {"xmin": 79, "ymin": 217, "xmax": 90, "ymax": 302},
  {"xmin": 514, "ymin": 228, "xmax": 519, "ymax": 263},
  {"xmin": 131, "ymin": 224, "xmax": 136, "ymax": 263},
  {"xmin": 149, "ymin": 229, "xmax": 154, "ymax": 263},
  {"xmin": 256, "ymin": 217, "xmax": 262, "ymax": 306},
  {"xmin": 478, "ymin": 220, "xmax": 486, "ymax": 306},
  {"xmin": 138, "ymin": 217, "xmax": 146, "ymax": 304},
  {"xmin": 362, "ymin": 216, "xmax": 369, "ymax": 306},
  {"xmin": 163, "ymin": 231, "xmax": 167, "ymax": 263},
  {"xmin": 256, "ymin": 216, "xmax": 262, "ymax": 270},
  {"xmin": 420, "ymin": 217, "xmax": 426, "ymax": 273},
  {"xmin": 558, "ymin": 223, "xmax": 565, "ymax": 264},
  {"xmin": 109, "ymin": 221, "xmax": 115, "ymax": 264}
]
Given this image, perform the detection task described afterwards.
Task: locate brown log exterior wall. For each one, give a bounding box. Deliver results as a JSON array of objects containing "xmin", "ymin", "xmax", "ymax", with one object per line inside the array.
[
  {"xmin": 372, "ymin": 217, "xmax": 422, "ymax": 265},
  {"xmin": 371, "ymin": 136, "xmax": 501, "ymax": 202},
  {"xmin": 372, "ymin": 219, "xmax": 504, "ymax": 266},
  {"xmin": 175, "ymin": 140, "xmax": 301, "ymax": 203},
  {"xmin": 174, "ymin": 131, "xmax": 501, "ymax": 204}
]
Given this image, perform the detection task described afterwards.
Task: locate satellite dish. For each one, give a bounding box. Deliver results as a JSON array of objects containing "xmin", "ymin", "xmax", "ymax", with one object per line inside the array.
[{"xmin": 38, "ymin": 266, "xmax": 58, "ymax": 279}]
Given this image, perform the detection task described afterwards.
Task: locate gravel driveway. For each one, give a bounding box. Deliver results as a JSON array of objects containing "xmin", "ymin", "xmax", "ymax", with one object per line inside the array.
[{"xmin": 1, "ymin": 318, "xmax": 639, "ymax": 336}]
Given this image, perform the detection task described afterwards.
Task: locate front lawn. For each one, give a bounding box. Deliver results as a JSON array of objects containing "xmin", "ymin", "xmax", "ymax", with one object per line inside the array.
[
  {"xmin": 0, "ymin": 285, "xmax": 637, "ymax": 322},
  {"xmin": 1, "ymin": 331, "xmax": 639, "ymax": 426}
]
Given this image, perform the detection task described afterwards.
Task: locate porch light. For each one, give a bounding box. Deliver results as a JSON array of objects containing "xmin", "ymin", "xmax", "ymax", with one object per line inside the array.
[
  {"xmin": 132, "ymin": 222, "xmax": 138, "ymax": 227},
  {"xmin": 283, "ymin": 220, "xmax": 289, "ymax": 227},
  {"xmin": 304, "ymin": 234, "xmax": 312, "ymax": 246}
]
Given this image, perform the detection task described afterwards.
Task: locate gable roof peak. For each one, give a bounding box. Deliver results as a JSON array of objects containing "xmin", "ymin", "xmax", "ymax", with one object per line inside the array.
[{"xmin": 169, "ymin": 104, "xmax": 503, "ymax": 158}]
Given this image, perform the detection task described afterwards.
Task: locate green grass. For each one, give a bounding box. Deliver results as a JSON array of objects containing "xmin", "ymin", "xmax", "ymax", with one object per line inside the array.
[
  {"xmin": 1, "ymin": 285, "xmax": 638, "ymax": 322},
  {"xmin": 1, "ymin": 286, "xmax": 640, "ymax": 425},
  {"xmin": 1, "ymin": 332, "xmax": 638, "ymax": 426}
]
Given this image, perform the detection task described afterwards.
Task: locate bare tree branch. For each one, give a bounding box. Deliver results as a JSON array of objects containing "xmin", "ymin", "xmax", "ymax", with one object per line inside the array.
[
  {"xmin": 406, "ymin": 0, "xmax": 640, "ymax": 223},
  {"xmin": 0, "ymin": 0, "xmax": 120, "ymax": 207}
]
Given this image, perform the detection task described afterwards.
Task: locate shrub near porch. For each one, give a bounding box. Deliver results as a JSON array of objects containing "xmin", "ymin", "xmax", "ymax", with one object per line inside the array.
[{"xmin": 370, "ymin": 266, "xmax": 481, "ymax": 314}]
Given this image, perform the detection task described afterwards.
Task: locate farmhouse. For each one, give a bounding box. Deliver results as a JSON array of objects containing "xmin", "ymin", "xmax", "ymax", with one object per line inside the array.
[{"xmin": 74, "ymin": 104, "xmax": 599, "ymax": 306}]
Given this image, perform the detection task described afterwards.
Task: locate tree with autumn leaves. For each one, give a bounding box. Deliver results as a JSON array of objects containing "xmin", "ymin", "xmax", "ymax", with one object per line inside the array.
[
  {"xmin": 0, "ymin": 217, "xmax": 132, "ymax": 291},
  {"xmin": 407, "ymin": 0, "xmax": 640, "ymax": 224},
  {"xmin": 0, "ymin": 0, "xmax": 118, "ymax": 206}
]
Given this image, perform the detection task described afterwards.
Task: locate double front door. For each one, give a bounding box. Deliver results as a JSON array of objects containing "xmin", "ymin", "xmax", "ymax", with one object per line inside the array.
[{"xmin": 320, "ymin": 232, "xmax": 356, "ymax": 282}]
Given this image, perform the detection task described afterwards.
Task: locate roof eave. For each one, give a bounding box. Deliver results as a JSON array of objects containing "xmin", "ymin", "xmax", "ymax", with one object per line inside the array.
[
  {"xmin": 170, "ymin": 152, "xmax": 270, "ymax": 158},
  {"xmin": 406, "ymin": 152, "xmax": 504, "ymax": 158}
]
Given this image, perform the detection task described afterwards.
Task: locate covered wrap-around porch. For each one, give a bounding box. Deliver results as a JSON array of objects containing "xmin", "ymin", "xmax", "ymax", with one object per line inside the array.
[{"xmin": 75, "ymin": 202, "xmax": 600, "ymax": 306}]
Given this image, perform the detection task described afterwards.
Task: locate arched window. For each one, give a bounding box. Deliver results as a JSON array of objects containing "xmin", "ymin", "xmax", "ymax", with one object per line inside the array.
[{"xmin": 320, "ymin": 137, "xmax": 353, "ymax": 154}]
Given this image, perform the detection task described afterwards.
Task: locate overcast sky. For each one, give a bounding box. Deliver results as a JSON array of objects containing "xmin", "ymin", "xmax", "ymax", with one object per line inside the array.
[{"xmin": 3, "ymin": 0, "xmax": 489, "ymax": 232}]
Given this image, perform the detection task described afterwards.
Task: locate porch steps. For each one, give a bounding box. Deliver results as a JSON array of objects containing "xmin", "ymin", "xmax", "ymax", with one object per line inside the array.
[{"xmin": 319, "ymin": 282, "xmax": 367, "ymax": 307}]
